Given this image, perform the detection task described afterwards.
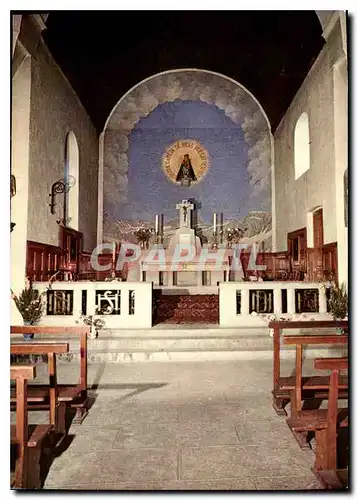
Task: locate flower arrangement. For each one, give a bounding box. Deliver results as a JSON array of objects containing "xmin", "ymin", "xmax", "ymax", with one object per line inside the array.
[
  {"xmin": 328, "ymin": 281, "xmax": 348, "ymax": 321},
  {"xmin": 135, "ymin": 228, "xmax": 154, "ymax": 249},
  {"xmin": 256, "ymin": 313, "xmax": 291, "ymax": 337},
  {"xmin": 12, "ymin": 278, "xmax": 44, "ymax": 325},
  {"xmin": 76, "ymin": 305, "xmax": 113, "ymax": 339},
  {"xmin": 226, "ymin": 227, "xmax": 245, "ymax": 247},
  {"xmin": 255, "ymin": 312, "xmax": 317, "ymax": 337}
]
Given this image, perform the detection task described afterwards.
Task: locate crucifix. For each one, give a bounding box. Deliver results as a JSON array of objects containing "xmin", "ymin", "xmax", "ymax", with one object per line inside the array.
[{"xmin": 176, "ymin": 199, "xmax": 194, "ymax": 228}]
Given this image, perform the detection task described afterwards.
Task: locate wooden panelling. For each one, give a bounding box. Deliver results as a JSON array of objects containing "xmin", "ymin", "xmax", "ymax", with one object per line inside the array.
[
  {"xmin": 26, "ymin": 241, "xmax": 63, "ymax": 282},
  {"xmin": 287, "ymin": 227, "xmax": 307, "ymax": 278},
  {"xmin": 313, "ymin": 209, "xmax": 324, "ymax": 249},
  {"xmin": 322, "ymin": 242, "xmax": 338, "ymax": 281}
]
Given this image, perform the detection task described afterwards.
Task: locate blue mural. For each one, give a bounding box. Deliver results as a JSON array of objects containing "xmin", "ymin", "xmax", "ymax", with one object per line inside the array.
[
  {"xmin": 102, "ymin": 70, "xmax": 272, "ymax": 247},
  {"xmin": 118, "ymin": 99, "xmax": 256, "ymax": 222}
]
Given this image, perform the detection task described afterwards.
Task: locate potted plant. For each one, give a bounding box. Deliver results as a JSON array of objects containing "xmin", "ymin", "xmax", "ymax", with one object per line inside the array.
[
  {"xmin": 12, "ymin": 279, "xmax": 44, "ymax": 339},
  {"xmin": 76, "ymin": 305, "xmax": 110, "ymax": 339},
  {"xmin": 328, "ymin": 281, "xmax": 348, "ymax": 332}
]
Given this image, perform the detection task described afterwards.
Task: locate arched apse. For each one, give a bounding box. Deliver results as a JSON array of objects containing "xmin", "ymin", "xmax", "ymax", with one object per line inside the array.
[
  {"xmin": 65, "ymin": 131, "xmax": 79, "ymax": 230},
  {"xmin": 100, "ymin": 69, "xmax": 274, "ymax": 249}
]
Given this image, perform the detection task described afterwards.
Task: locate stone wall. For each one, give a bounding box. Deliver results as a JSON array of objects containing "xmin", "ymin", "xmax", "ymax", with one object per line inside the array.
[{"xmin": 27, "ymin": 34, "xmax": 98, "ymax": 251}]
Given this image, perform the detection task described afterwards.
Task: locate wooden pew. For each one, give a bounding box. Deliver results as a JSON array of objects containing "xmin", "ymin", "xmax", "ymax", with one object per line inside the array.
[
  {"xmin": 282, "ymin": 334, "xmax": 348, "ymax": 448},
  {"xmin": 11, "ymin": 343, "xmax": 69, "ymax": 435},
  {"xmin": 11, "ymin": 326, "xmax": 90, "ymax": 423},
  {"xmin": 287, "ymin": 357, "xmax": 348, "ymax": 489},
  {"xmin": 11, "ymin": 365, "xmax": 52, "ymax": 489},
  {"xmin": 269, "ymin": 320, "xmax": 348, "ymax": 416}
]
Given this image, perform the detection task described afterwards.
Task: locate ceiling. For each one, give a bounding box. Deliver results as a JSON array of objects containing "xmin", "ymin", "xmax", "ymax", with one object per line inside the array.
[{"xmin": 42, "ymin": 11, "xmax": 325, "ymax": 133}]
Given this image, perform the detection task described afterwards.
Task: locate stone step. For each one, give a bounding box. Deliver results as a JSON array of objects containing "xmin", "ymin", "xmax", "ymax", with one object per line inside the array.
[
  {"xmin": 65, "ymin": 334, "xmax": 274, "ymax": 352},
  {"xmin": 56, "ymin": 346, "xmax": 347, "ymax": 364},
  {"xmin": 12, "ymin": 328, "xmax": 347, "ymax": 363}
]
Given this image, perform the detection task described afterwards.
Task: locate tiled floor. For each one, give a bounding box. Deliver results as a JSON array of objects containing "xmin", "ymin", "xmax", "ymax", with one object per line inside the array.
[{"xmin": 21, "ymin": 360, "xmax": 323, "ymax": 490}]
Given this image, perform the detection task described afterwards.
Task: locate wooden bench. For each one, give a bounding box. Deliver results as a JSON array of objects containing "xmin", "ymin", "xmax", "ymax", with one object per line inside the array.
[
  {"xmin": 11, "ymin": 326, "xmax": 90, "ymax": 423},
  {"xmin": 287, "ymin": 357, "xmax": 348, "ymax": 489},
  {"xmin": 11, "ymin": 342, "xmax": 69, "ymax": 435},
  {"xmin": 282, "ymin": 334, "xmax": 348, "ymax": 448},
  {"xmin": 11, "ymin": 365, "xmax": 52, "ymax": 489},
  {"xmin": 269, "ymin": 320, "xmax": 348, "ymax": 416}
]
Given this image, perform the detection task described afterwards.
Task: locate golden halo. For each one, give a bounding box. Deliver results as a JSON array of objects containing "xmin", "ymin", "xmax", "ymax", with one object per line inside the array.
[{"xmin": 162, "ymin": 139, "xmax": 209, "ymax": 186}]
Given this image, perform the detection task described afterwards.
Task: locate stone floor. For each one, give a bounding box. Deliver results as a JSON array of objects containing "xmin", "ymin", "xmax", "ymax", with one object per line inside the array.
[{"xmin": 22, "ymin": 359, "xmax": 323, "ymax": 491}]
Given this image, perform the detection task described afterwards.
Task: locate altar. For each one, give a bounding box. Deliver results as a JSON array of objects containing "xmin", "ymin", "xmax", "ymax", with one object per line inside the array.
[{"xmin": 128, "ymin": 199, "xmax": 230, "ymax": 291}]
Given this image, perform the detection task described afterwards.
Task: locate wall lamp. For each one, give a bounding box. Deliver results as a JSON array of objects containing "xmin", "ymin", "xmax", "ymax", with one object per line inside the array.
[{"xmin": 49, "ymin": 180, "xmax": 67, "ymax": 215}]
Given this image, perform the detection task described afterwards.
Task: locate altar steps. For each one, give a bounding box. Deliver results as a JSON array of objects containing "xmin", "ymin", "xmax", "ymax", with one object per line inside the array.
[{"xmin": 27, "ymin": 326, "xmax": 347, "ymax": 364}]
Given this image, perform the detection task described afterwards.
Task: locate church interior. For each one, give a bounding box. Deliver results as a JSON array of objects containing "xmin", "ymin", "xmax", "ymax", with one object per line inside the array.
[{"xmin": 10, "ymin": 11, "xmax": 349, "ymax": 491}]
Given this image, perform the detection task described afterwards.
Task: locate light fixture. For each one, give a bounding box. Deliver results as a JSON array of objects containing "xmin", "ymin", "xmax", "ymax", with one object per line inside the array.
[
  {"xmin": 11, "ymin": 174, "xmax": 16, "ymax": 197},
  {"xmin": 48, "ymin": 175, "xmax": 76, "ymax": 215},
  {"xmin": 49, "ymin": 180, "xmax": 67, "ymax": 215}
]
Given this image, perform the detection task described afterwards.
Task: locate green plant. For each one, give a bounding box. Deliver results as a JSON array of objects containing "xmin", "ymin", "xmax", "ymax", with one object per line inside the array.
[
  {"xmin": 12, "ymin": 280, "xmax": 44, "ymax": 324},
  {"xmin": 328, "ymin": 282, "xmax": 348, "ymax": 320}
]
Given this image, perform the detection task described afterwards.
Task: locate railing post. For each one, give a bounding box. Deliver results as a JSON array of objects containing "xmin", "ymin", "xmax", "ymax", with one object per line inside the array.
[
  {"xmin": 318, "ymin": 285, "xmax": 328, "ymax": 314},
  {"xmin": 241, "ymin": 288, "xmax": 249, "ymax": 316},
  {"xmin": 87, "ymin": 284, "xmax": 96, "ymax": 316},
  {"xmin": 287, "ymin": 288, "xmax": 296, "ymax": 314},
  {"xmin": 273, "ymin": 287, "xmax": 282, "ymax": 315},
  {"xmin": 73, "ymin": 285, "xmax": 82, "ymax": 318},
  {"xmin": 122, "ymin": 287, "xmax": 129, "ymax": 318}
]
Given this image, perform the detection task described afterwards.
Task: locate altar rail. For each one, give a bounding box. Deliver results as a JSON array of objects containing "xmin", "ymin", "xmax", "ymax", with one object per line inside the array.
[
  {"xmin": 219, "ymin": 281, "xmax": 331, "ymax": 327},
  {"xmin": 33, "ymin": 282, "xmax": 152, "ymax": 328}
]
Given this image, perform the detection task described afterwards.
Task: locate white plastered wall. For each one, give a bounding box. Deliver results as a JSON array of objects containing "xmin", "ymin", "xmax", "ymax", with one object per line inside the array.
[
  {"xmin": 11, "ymin": 55, "xmax": 32, "ymax": 321},
  {"xmin": 66, "ymin": 131, "xmax": 80, "ymax": 230},
  {"xmin": 274, "ymin": 16, "xmax": 347, "ymax": 282},
  {"xmin": 11, "ymin": 15, "xmax": 99, "ymax": 323},
  {"xmin": 12, "ymin": 15, "xmax": 99, "ymax": 252},
  {"xmin": 27, "ymin": 35, "xmax": 98, "ymax": 250},
  {"xmin": 332, "ymin": 56, "xmax": 348, "ymax": 285}
]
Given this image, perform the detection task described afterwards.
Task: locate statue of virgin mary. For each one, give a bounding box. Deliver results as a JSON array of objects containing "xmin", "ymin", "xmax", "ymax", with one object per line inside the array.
[{"xmin": 176, "ymin": 154, "xmax": 197, "ymax": 186}]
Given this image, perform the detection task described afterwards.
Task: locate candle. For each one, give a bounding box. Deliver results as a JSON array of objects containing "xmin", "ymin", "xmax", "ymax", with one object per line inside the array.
[
  {"xmin": 112, "ymin": 241, "xmax": 116, "ymax": 264},
  {"xmin": 155, "ymin": 215, "xmax": 159, "ymax": 234},
  {"xmin": 213, "ymin": 213, "xmax": 217, "ymax": 234}
]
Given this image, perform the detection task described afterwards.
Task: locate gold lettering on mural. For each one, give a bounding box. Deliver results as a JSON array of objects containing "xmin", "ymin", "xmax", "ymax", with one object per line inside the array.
[{"xmin": 162, "ymin": 139, "xmax": 209, "ymax": 186}]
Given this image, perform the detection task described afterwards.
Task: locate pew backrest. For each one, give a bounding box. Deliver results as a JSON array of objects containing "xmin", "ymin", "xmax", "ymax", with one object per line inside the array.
[
  {"xmin": 10, "ymin": 326, "xmax": 89, "ymax": 393},
  {"xmin": 269, "ymin": 321, "xmax": 348, "ymax": 409},
  {"xmin": 11, "ymin": 342, "xmax": 70, "ymax": 429},
  {"xmin": 10, "ymin": 365, "xmax": 36, "ymax": 460},
  {"xmin": 314, "ymin": 357, "xmax": 348, "ymax": 456},
  {"xmin": 282, "ymin": 335, "xmax": 348, "ymax": 413}
]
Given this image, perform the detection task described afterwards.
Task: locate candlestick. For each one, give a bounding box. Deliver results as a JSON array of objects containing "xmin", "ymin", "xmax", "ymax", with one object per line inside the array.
[
  {"xmin": 220, "ymin": 212, "xmax": 224, "ymax": 243},
  {"xmin": 112, "ymin": 241, "xmax": 116, "ymax": 265},
  {"xmin": 155, "ymin": 214, "xmax": 159, "ymax": 234},
  {"xmin": 160, "ymin": 214, "xmax": 164, "ymax": 244},
  {"xmin": 213, "ymin": 212, "xmax": 217, "ymax": 234}
]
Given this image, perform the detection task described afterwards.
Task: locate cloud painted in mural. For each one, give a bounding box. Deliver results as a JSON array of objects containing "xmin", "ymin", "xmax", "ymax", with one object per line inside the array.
[{"xmin": 103, "ymin": 70, "xmax": 272, "ymax": 242}]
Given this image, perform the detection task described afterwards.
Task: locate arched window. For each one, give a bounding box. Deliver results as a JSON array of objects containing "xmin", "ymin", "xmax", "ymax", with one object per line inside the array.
[
  {"xmin": 64, "ymin": 132, "xmax": 79, "ymax": 230},
  {"xmin": 294, "ymin": 112, "xmax": 310, "ymax": 180}
]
